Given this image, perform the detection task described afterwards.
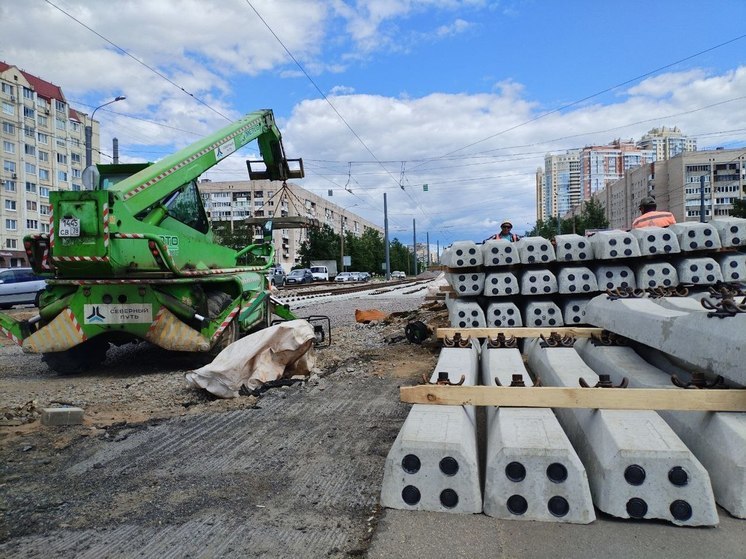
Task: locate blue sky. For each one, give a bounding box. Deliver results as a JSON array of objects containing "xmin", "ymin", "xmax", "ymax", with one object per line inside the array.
[{"xmin": 3, "ymin": 0, "xmax": 746, "ymax": 248}]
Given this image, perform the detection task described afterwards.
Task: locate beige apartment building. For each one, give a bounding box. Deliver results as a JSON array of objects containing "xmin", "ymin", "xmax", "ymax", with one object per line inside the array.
[
  {"xmin": 0, "ymin": 62, "xmax": 96, "ymax": 267},
  {"xmin": 591, "ymin": 148, "xmax": 746, "ymax": 229},
  {"xmin": 198, "ymin": 179, "xmax": 382, "ymax": 272}
]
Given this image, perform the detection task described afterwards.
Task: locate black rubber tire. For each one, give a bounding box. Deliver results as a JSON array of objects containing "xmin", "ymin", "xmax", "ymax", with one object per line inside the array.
[
  {"xmin": 42, "ymin": 339, "xmax": 109, "ymax": 375},
  {"xmin": 206, "ymin": 291, "xmax": 232, "ymax": 319},
  {"xmin": 34, "ymin": 290, "xmax": 44, "ymax": 308}
]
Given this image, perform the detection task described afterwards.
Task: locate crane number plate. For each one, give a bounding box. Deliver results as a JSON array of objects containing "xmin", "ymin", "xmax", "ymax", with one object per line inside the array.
[{"xmin": 59, "ymin": 218, "xmax": 80, "ymax": 237}]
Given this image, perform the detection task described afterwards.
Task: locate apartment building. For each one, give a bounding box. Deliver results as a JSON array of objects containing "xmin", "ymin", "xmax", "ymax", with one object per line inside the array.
[
  {"xmin": 593, "ymin": 148, "xmax": 746, "ymax": 229},
  {"xmin": 540, "ymin": 150, "xmax": 581, "ymax": 221},
  {"xmin": 638, "ymin": 126, "xmax": 697, "ymax": 161},
  {"xmin": 0, "ymin": 62, "xmax": 94, "ymax": 267},
  {"xmin": 541, "ymin": 128, "xmax": 695, "ymax": 222},
  {"xmin": 198, "ymin": 179, "xmax": 382, "ymax": 272}
]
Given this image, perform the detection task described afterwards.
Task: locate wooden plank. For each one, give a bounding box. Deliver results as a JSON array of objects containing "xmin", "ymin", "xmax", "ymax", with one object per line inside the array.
[
  {"xmin": 439, "ymin": 285, "xmax": 455, "ymax": 293},
  {"xmin": 400, "ymin": 385, "xmax": 746, "ymax": 412},
  {"xmin": 435, "ymin": 327, "xmax": 604, "ymax": 339}
]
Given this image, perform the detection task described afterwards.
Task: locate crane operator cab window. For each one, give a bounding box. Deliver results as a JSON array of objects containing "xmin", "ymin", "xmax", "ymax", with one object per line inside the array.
[{"xmin": 166, "ymin": 180, "xmax": 209, "ymax": 234}]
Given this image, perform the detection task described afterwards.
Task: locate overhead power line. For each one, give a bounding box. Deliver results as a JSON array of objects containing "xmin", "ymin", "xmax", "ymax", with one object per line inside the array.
[{"xmin": 44, "ymin": 0, "xmax": 230, "ymax": 121}]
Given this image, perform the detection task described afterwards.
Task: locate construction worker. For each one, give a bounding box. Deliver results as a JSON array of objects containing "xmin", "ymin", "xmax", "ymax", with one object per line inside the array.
[
  {"xmin": 495, "ymin": 220, "xmax": 519, "ymax": 242},
  {"xmin": 631, "ymin": 196, "xmax": 676, "ymax": 228}
]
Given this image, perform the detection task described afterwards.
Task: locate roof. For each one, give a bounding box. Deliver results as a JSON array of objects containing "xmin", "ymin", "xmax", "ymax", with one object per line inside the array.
[{"xmin": 0, "ymin": 61, "xmax": 66, "ymax": 103}]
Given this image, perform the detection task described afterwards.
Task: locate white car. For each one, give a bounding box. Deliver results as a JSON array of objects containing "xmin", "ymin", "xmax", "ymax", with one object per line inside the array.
[
  {"xmin": 391, "ymin": 271, "xmax": 406, "ymax": 279},
  {"xmin": 335, "ymin": 272, "xmax": 354, "ymax": 282},
  {"xmin": 0, "ymin": 267, "xmax": 47, "ymax": 309}
]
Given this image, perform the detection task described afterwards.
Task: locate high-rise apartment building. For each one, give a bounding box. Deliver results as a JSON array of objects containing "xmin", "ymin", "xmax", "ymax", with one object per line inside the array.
[
  {"xmin": 198, "ymin": 179, "xmax": 382, "ymax": 271},
  {"xmin": 637, "ymin": 126, "xmax": 697, "ymax": 160},
  {"xmin": 541, "ymin": 150, "xmax": 580, "ymax": 221},
  {"xmin": 0, "ymin": 62, "xmax": 94, "ymax": 267},
  {"xmin": 579, "ymin": 139, "xmax": 656, "ymax": 199}
]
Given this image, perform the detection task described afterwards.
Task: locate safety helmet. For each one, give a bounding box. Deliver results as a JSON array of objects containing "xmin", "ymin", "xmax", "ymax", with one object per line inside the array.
[
  {"xmin": 500, "ymin": 220, "xmax": 513, "ymax": 228},
  {"xmin": 639, "ymin": 196, "xmax": 656, "ymax": 208}
]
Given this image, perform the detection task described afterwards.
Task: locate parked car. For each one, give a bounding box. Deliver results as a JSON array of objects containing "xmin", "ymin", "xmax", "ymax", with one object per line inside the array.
[
  {"xmin": 358, "ymin": 272, "xmax": 371, "ymax": 282},
  {"xmin": 335, "ymin": 272, "xmax": 354, "ymax": 282},
  {"xmin": 349, "ymin": 272, "xmax": 362, "ymax": 282},
  {"xmin": 0, "ymin": 267, "xmax": 47, "ymax": 309},
  {"xmin": 266, "ymin": 267, "xmax": 286, "ymax": 287},
  {"xmin": 285, "ymin": 268, "xmax": 314, "ymax": 285},
  {"xmin": 391, "ymin": 271, "xmax": 406, "ymax": 280}
]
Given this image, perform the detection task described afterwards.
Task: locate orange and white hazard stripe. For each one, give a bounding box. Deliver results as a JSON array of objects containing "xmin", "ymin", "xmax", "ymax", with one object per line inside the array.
[{"xmin": 211, "ymin": 306, "xmax": 239, "ymax": 342}]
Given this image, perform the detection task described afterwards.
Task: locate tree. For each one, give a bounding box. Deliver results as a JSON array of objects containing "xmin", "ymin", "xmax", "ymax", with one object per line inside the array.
[
  {"xmin": 577, "ymin": 198, "xmax": 609, "ymax": 235},
  {"xmin": 388, "ymin": 238, "xmax": 412, "ymax": 274},
  {"xmin": 297, "ymin": 224, "xmax": 340, "ymax": 268},
  {"xmin": 731, "ymin": 199, "xmax": 746, "ymax": 219}
]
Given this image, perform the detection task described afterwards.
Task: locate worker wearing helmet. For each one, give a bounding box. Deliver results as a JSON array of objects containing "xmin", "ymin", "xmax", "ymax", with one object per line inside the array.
[
  {"xmin": 495, "ymin": 220, "xmax": 519, "ymax": 242},
  {"xmin": 631, "ymin": 196, "xmax": 676, "ymax": 228}
]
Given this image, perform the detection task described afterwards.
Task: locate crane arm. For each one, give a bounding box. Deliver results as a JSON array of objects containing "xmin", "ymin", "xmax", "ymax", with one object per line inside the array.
[{"xmin": 108, "ymin": 110, "xmax": 301, "ymax": 216}]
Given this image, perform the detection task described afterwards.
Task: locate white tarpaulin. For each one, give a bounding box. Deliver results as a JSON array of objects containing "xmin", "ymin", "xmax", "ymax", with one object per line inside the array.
[{"xmin": 185, "ymin": 319, "xmax": 316, "ymax": 398}]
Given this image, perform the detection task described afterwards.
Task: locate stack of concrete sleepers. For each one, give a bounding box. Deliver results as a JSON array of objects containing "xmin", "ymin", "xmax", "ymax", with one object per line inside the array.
[{"xmin": 440, "ymin": 218, "xmax": 746, "ymax": 328}]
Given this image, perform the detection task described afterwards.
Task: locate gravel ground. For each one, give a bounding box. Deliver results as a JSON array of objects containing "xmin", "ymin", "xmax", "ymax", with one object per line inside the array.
[{"xmin": 0, "ymin": 281, "xmax": 446, "ymax": 557}]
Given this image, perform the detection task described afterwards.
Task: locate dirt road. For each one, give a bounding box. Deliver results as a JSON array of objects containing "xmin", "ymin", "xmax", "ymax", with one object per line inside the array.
[{"xmin": 0, "ymin": 294, "xmax": 442, "ymax": 557}]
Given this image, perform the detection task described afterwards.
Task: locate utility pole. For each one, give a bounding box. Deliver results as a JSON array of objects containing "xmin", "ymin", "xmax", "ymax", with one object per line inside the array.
[
  {"xmin": 700, "ymin": 175, "xmax": 706, "ymax": 223},
  {"xmin": 412, "ymin": 218, "xmax": 417, "ymax": 276},
  {"xmin": 340, "ymin": 212, "xmax": 345, "ymax": 272},
  {"xmin": 426, "ymin": 232, "xmax": 430, "ymax": 271},
  {"xmin": 384, "ymin": 193, "xmax": 390, "ymax": 279}
]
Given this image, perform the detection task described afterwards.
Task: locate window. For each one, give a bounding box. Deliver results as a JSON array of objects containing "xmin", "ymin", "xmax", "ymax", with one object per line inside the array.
[
  {"xmin": 24, "ymin": 144, "xmax": 35, "ymax": 156},
  {"xmin": 71, "ymin": 122, "xmax": 80, "ymax": 132},
  {"xmin": 71, "ymin": 183, "xmax": 81, "ymax": 192},
  {"xmin": 23, "ymin": 87, "xmax": 33, "ymax": 100},
  {"xmin": 2, "ymin": 102, "xmax": 13, "ymax": 116},
  {"xmin": 5, "ymin": 200, "xmax": 16, "ymax": 211},
  {"xmin": 55, "ymin": 118, "xmax": 65, "ymax": 131},
  {"xmin": 26, "ymin": 200, "xmax": 37, "ymax": 212},
  {"xmin": 41, "ymin": 222, "xmax": 50, "ymax": 234},
  {"xmin": 1, "ymin": 83, "xmax": 13, "ymax": 96},
  {"xmin": 57, "ymin": 170, "xmax": 68, "ymax": 181},
  {"xmin": 1, "ymin": 121, "xmax": 14, "ymax": 134},
  {"xmin": 37, "ymin": 132, "xmax": 48, "ymax": 144},
  {"xmin": 167, "ymin": 180, "xmax": 209, "ymax": 233},
  {"xmin": 3, "ymin": 160, "xmax": 15, "ymax": 173},
  {"xmin": 40, "ymin": 204, "xmax": 50, "ymax": 215},
  {"xmin": 23, "ymin": 107, "xmax": 35, "ymax": 119},
  {"xmin": 5, "ymin": 219, "xmax": 17, "ymax": 230},
  {"xmin": 55, "ymin": 100, "xmax": 65, "ymax": 112},
  {"xmin": 24, "ymin": 126, "xmax": 34, "ymax": 138},
  {"xmin": 26, "ymin": 219, "xmax": 38, "ymax": 230},
  {"xmin": 25, "ymin": 162, "xmax": 36, "ymax": 174},
  {"xmin": 56, "ymin": 153, "xmax": 67, "ymax": 164},
  {"xmin": 71, "ymin": 152, "xmax": 81, "ymax": 164},
  {"xmin": 26, "ymin": 182, "xmax": 36, "ymax": 193},
  {"xmin": 3, "ymin": 180, "xmax": 15, "ymax": 192},
  {"xmin": 2, "ymin": 140, "xmax": 14, "ymax": 154},
  {"xmin": 39, "ymin": 186, "xmax": 49, "ymax": 197},
  {"xmin": 6, "ymin": 238, "xmax": 17, "ymax": 249},
  {"xmin": 37, "ymin": 114, "xmax": 47, "ymax": 126},
  {"xmin": 72, "ymin": 168, "xmax": 81, "ymax": 178},
  {"xmin": 39, "ymin": 169, "xmax": 49, "ymax": 181},
  {"xmin": 38, "ymin": 150, "xmax": 48, "ymax": 162}
]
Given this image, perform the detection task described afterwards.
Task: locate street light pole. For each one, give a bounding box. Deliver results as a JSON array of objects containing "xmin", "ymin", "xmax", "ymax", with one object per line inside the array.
[{"xmin": 85, "ymin": 96, "xmax": 126, "ymax": 168}]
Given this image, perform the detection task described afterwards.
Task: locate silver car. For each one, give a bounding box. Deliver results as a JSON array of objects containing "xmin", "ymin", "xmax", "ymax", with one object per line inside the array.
[{"xmin": 0, "ymin": 267, "xmax": 47, "ymax": 309}]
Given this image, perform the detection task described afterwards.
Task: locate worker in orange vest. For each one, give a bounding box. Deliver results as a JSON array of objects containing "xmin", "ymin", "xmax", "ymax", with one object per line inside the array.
[{"xmin": 631, "ymin": 196, "xmax": 676, "ymax": 228}]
